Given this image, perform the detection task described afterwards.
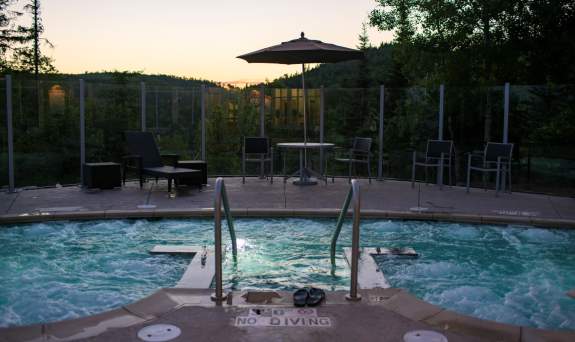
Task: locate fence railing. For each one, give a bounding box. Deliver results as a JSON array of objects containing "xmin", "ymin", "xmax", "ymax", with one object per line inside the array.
[{"xmin": 1, "ymin": 75, "xmax": 573, "ymax": 196}]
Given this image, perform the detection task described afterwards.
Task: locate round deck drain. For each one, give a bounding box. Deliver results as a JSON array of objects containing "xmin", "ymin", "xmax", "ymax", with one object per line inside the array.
[
  {"xmin": 403, "ymin": 330, "xmax": 447, "ymax": 342},
  {"xmin": 138, "ymin": 324, "xmax": 181, "ymax": 342}
]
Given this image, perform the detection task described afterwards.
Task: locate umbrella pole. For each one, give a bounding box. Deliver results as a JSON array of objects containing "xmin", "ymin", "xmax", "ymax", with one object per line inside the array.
[{"xmin": 302, "ymin": 63, "xmax": 307, "ymax": 170}]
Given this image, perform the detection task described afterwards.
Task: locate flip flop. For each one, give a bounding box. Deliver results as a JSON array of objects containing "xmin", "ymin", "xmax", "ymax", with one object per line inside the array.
[
  {"xmin": 293, "ymin": 288, "xmax": 309, "ymax": 307},
  {"xmin": 306, "ymin": 288, "xmax": 325, "ymax": 307}
]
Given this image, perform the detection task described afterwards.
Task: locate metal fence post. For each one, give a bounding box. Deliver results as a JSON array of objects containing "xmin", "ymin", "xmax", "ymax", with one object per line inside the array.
[
  {"xmin": 503, "ymin": 82, "xmax": 509, "ymax": 143},
  {"xmin": 260, "ymin": 84, "xmax": 265, "ymax": 178},
  {"xmin": 438, "ymin": 84, "xmax": 444, "ymax": 140},
  {"xmin": 320, "ymin": 85, "xmax": 325, "ymax": 176},
  {"xmin": 377, "ymin": 85, "xmax": 385, "ymax": 180},
  {"xmin": 79, "ymin": 79, "xmax": 85, "ymax": 187},
  {"xmin": 5, "ymin": 75, "xmax": 14, "ymax": 192},
  {"xmin": 140, "ymin": 81, "xmax": 146, "ymax": 132},
  {"xmin": 201, "ymin": 85, "xmax": 206, "ymax": 161},
  {"xmin": 154, "ymin": 86, "xmax": 159, "ymax": 132}
]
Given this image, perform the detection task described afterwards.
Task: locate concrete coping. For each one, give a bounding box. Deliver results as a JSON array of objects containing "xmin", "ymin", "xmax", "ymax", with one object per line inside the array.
[
  {"xmin": 1, "ymin": 288, "xmax": 574, "ymax": 342},
  {"xmin": 1, "ymin": 208, "xmax": 574, "ymax": 229}
]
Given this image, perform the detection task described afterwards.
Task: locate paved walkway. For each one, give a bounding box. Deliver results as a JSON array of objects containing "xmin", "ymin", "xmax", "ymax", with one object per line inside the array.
[{"xmin": 1, "ymin": 177, "xmax": 574, "ymax": 226}]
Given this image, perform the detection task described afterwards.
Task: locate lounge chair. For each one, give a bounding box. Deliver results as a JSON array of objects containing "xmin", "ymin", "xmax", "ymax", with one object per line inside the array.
[
  {"xmin": 411, "ymin": 140, "xmax": 454, "ymax": 189},
  {"xmin": 466, "ymin": 142, "xmax": 513, "ymax": 195},
  {"xmin": 242, "ymin": 136, "xmax": 273, "ymax": 184},
  {"xmin": 122, "ymin": 131, "xmax": 200, "ymax": 193},
  {"xmin": 331, "ymin": 137, "xmax": 372, "ymax": 184}
]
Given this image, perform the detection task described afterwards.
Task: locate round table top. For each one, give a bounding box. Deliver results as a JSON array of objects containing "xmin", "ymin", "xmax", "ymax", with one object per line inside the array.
[{"xmin": 277, "ymin": 142, "xmax": 335, "ymax": 149}]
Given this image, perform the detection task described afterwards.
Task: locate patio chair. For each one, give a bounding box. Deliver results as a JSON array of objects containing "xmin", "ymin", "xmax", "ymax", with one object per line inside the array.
[
  {"xmin": 242, "ymin": 136, "xmax": 273, "ymax": 184},
  {"xmin": 122, "ymin": 131, "xmax": 200, "ymax": 193},
  {"xmin": 332, "ymin": 137, "xmax": 372, "ymax": 184},
  {"xmin": 411, "ymin": 140, "xmax": 454, "ymax": 189},
  {"xmin": 466, "ymin": 142, "xmax": 513, "ymax": 196}
]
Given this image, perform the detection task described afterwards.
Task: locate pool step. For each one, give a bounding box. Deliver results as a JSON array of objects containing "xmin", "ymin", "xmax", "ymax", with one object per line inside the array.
[
  {"xmin": 343, "ymin": 248, "xmax": 391, "ymax": 289},
  {"xmin": 343, "ymin": 247, "xmax": 418, "ymax": 290},
  {"xmin": 150, "ymin": 245, "xmax": 215, "ymax": 289},
  {"xmin": 367, "ymin": 247, "xmax": 418, "ymax": 257},
  {"xmin": 149, "ymin": 245, "xmax": 204, "ymax": 255}
]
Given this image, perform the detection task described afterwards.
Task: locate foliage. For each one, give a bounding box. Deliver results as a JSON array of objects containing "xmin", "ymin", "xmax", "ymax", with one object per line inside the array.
[{"xmin": 0, "ymin": 0, "xmax": 56, "ymax": 73}]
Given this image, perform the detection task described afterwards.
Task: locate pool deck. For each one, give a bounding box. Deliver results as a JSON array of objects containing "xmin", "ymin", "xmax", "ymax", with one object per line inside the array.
[
  {"xmin": 2, "ymin": 288, "xmax": 573, "ymax": 342},
  {"xmin": 1, "ymin": 177, "xmax": 575, "ymax": 342},
  {"xmin": 1, "ymin": 177, "xmax": 574, "ymax": 227}
]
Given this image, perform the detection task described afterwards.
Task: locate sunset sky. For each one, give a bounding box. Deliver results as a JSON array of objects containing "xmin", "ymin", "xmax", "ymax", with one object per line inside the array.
[{"xmin": 38, "ymin": 0, "xmax": 392, "ymax": 83}]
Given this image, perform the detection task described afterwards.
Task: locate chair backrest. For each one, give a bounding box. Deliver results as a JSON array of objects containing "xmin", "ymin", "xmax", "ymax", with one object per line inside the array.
[
  {"xmin": 426, "ymin": 140, "xmax": 453, "ymax": 158},
  {"xmin": 124, "ymin": 131, "xmax": 163, "ymax": 168},
  {"xmin": 485, "ymin": 142, "xmax": 513, "ymax": 162},
  {"xmin": 352, "ymin": 137, "xmax": 372, "ymax": 153},
  {"xmin": 244, "ymin": 137, "xmax": 269, "ymax": 154}
]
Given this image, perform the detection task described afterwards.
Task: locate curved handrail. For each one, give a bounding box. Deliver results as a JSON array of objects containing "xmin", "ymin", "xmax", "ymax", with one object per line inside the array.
[
  {"xmin": 212, "ymin": 177, "xmax": 238, "ymax": 303},
  {"xmin": 330, "ymin": 179, "xmax": 362, "ymax": 301}
]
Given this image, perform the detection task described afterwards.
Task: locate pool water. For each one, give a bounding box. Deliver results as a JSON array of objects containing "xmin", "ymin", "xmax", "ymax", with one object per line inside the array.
[{"xmin": 0, "ymin": 218, "xmax": 574, "ymax": 330}]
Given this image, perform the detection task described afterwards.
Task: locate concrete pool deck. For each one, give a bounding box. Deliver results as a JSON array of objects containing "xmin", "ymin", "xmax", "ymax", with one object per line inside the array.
[
  {"xmin": 1, "ymin": 177, "xmax": 575, "ymax": 341},
  {"xmin": 1, "ymin": 177, "xmax": 574, "ymax": 227},
  {"xmin": 2, "ymin": 288, "xmax": 574, "ymax": 342}
]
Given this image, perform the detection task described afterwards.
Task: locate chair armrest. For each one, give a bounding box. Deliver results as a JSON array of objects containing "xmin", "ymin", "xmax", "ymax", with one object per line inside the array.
[{"xmin": 122, "ymin": 155, "xmax": 143, "ymax": 172}]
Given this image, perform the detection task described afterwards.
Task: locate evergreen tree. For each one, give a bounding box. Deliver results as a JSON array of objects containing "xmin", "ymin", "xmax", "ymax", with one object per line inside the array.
[
  {"xmin": 12, "ymin": 0, "xmax": 56, "ymax": 74},
  {"xmin": 0, "ymin": 0, "xmax": 21, "ymax": 71},
  {"xmin": 357, "ymin": 22, "xmax": 371, "ymax": 51}
]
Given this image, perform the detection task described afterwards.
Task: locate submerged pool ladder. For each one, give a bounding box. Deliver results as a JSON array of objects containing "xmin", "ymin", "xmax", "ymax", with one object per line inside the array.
[
  {"xmin": 212, "ymin": 177, "xmax": 238, "ymax": 303},
  {"xmin": 330, "ymin": 179, "xmax": 362, "ymax": 301}
]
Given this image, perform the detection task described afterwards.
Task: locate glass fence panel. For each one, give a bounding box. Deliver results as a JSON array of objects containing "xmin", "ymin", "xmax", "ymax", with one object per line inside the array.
[
  {"xmin": 144, "ymin": 86, "xmax": 200, "ymax": 161},
  {"xmin": 0, "ymin": 78, "xmax": 6, "ymax": 189},
  {"xmin": 508, "ymin": 84, "xmax": 575, "ymax": 196},
  {"xmin": 85, "ymin": 82, "xmax": 140, "ymax": 166},
  {"xmin": 323, "ymin": 87, "xmax": 379, "ymax": 180},
  {"xmin": 205, "ymin": 87, "xmax": 259, "ymax": 175},
  {"xmin": 267, "ymin": 87, "xmax": 321, "ymax": 178},
  {"xmin": 382, "ymin": 86, "xmax": 439, "ymax": 180},
  {"xmin": 12, "ymin": 77, "xmax": 80, "ymax": 187}
]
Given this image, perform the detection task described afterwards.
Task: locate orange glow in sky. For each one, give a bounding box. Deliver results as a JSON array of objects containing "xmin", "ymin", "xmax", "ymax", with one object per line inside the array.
[{"xmin": 41, "ymin": 0, "xmax": 392, "ymax": 83}]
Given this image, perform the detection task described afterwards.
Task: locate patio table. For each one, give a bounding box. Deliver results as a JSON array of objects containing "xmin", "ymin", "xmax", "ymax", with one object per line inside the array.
[{"xmin": 277, "ymin": 142, "xmax": 334, "ymax": 185}]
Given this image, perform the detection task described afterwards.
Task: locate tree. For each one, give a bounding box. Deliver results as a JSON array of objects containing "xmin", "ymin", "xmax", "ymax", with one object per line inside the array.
[
  {"xmin": 357, "ymin": 22, "xmax": 371, "ymax": 51},
  {"xmin": 0, "ymin": 0, "xmax": 22, "ymax": 71},
  {"xmin": 11, "ymin": 0, "xmax": 55, "ymax": 74}
]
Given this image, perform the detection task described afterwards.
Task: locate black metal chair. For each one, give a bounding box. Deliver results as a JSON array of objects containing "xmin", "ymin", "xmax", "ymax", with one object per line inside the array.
[
  {"xmin": 332, "ymin": 137, "xmax": 372, "ymax": 183},
  {"xmin": 466, "ymin": 142, "xmax": 513, "ymax": 196},
  {"xmin": 122, "ymin": 131, "xmax": 200, "ymax": 193},
  {"xmin": 242, "ymin": 137, "xmax": 273, "ymax": 184},
  {"xmin": 411, "ymin": 140, "xmax": 454, "ymax": 189}
]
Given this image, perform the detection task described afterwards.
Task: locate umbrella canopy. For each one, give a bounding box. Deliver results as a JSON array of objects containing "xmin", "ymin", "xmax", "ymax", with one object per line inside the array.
[{"xmin": 237, "ymin": 32, "xmax": 364, "ymax": 65}]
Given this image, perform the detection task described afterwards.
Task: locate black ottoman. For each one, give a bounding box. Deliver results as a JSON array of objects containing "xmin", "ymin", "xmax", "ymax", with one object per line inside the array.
[
  {"xmin": 83, "ymin": 162, "xmax": 121, "ymax": 189},
  {"xmin": 177, "ymin": 160, "xmax": 208, "ymax": 186}
]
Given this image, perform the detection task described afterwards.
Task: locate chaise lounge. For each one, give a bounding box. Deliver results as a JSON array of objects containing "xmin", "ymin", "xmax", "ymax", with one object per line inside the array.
[{"xmin": 122, "ymin": 131, "xmax": 200, "ymax": 193}]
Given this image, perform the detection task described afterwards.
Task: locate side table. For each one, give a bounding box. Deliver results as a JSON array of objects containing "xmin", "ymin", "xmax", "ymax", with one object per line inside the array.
[
  {"xmin": 83, "ymin": 162, "xmax": 121, "ymax": 189},
  {"xmin": 177, "ymin": 160, "xmax": 208, "ymax": 186}
]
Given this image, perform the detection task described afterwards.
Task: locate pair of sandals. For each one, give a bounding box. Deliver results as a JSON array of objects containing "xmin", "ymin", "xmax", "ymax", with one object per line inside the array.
[{"xmin": 293, "ymin": 288, "xmax": 326, "ymax": 307}]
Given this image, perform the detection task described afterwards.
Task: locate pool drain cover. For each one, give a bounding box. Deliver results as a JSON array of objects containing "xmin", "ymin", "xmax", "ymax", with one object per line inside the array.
[
  {"xmin": 403, "ymin": 330, "xmax": 447, "ymax": 342},
  {"xmin": 138, "ymin": 324, "xmax": 181, "ymax": 341}
]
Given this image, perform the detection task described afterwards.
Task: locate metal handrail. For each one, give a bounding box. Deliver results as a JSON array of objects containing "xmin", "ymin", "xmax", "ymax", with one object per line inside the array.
[
  {"xmin": 330, "ymin": 179, "xmax": 362, "ymax": 301},
  {"xmin": 212, "ymin": 177, "xmax": 238, "ymax": 303}
]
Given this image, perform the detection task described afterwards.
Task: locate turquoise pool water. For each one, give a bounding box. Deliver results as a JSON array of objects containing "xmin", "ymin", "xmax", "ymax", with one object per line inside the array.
[{"xmin": 0, "ymin": 218, "xmax": 574, "ymax": 330}]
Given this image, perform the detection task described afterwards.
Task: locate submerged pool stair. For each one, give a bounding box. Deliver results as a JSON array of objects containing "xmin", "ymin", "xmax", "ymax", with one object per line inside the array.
[
  {"xmin": 150, "ymin": 245, "xmax": 216, "ymax": 288},
  {"xmin": 343, "ymin": 247, "xmax": 419, "ymax": 290}
]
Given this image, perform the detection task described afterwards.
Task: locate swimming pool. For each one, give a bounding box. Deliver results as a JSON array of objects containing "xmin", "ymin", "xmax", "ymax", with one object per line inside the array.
[{"xmin": 0, "ymin": 218, "xmax": 573, "ymax": 330}]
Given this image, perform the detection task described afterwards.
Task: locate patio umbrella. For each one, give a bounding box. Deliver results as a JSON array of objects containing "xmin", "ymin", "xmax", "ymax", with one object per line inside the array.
[{"xmin": 237, "ymin": 32, "xmax": 363, "ymax": 148}]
